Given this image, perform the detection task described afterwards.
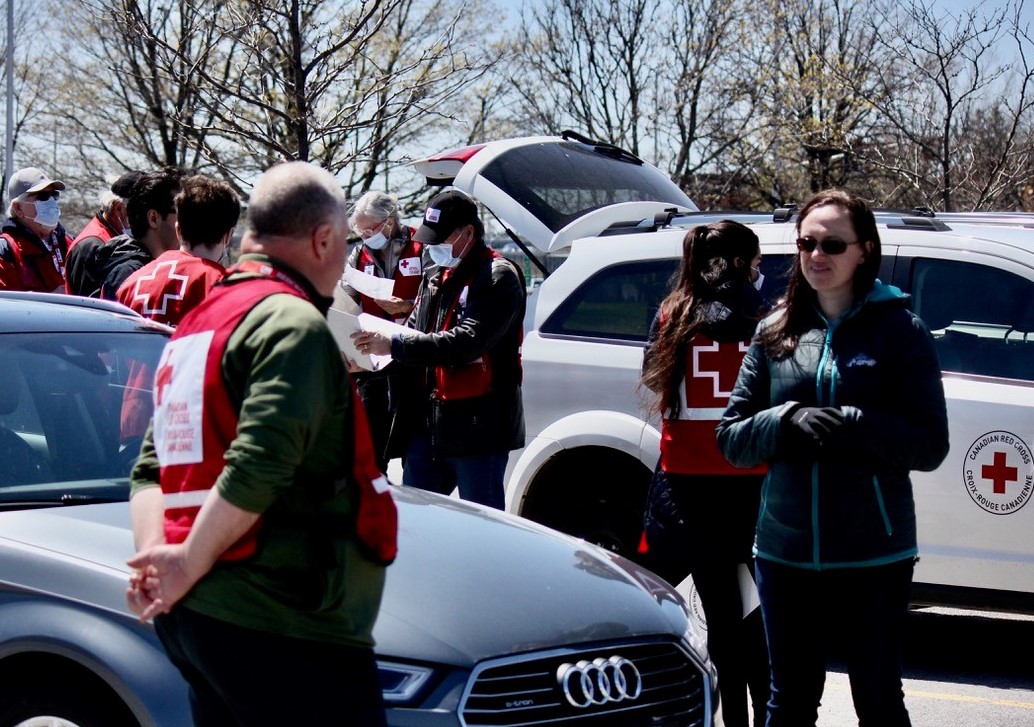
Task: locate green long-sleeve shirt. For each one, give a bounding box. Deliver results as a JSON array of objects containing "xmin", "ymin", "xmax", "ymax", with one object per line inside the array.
[{"xmin": 131, "ymin": 257, "xmax": 385, "ymax": 646}]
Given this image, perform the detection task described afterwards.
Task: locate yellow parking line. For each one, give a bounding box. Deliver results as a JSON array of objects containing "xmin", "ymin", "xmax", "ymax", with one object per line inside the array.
[{"xmin": 904, "ymin": 689, "xmax": 1034, "ymax": 710}]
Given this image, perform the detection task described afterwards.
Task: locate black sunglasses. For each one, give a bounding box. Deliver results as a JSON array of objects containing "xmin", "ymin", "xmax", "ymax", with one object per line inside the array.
[
  {"xmin": 31, "ymin": 189, "xmax": 60, "ymax": 201},
  {"xmin": 796, "ymin": 237, "xmax": 859, "ymax": 255}
]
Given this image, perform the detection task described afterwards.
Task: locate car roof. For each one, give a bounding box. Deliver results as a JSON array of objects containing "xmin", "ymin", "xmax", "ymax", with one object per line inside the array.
[{"xmin": 0, "ymin": 292, "xmax": 172, "ymax": 335}]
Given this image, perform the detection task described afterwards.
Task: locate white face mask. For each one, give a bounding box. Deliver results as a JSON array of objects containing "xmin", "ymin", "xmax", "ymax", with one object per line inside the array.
[
  {"xmin": 752, "ymin": 267, "xmax": 765, "ymax": 291},
  {"xmin": 32, "ymin": 198, "xmax": 60, "ymax": 228},
  {"xmin": 363, "ymin": 230, "xmax": 389, "ymax": 251},
  {"xmin": 428, "ymin": 242, "xmax": 462, "ymax": 268}
]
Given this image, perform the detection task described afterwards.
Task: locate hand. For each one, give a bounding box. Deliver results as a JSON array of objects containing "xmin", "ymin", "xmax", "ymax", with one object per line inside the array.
[
  {"xmin": 375, "ymin": 296, "xmax": 413, "ymax": 317},
  {"xmin": 350, "ymin": 331, "xmax": 392, "ymax": 357},
  {"xmin": 342, "ymin": 354, "xmax": 365, "ymax": 373},
  {"xmin": 126, "ymin": 544, "xmax": 201, "ymax": 622},
  {"xmin": 784, "ymin": 406, "xmax": 845, "ymax": 449}
]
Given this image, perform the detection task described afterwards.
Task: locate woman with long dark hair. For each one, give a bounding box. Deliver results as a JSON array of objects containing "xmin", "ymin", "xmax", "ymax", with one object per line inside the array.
[
  {"xmin": 717, "ymin": 190, "xmax": 949, "ymax": 726},
  {"xmin": 640, "ymin": 220, "xmax": 770, "ymax": 727}
]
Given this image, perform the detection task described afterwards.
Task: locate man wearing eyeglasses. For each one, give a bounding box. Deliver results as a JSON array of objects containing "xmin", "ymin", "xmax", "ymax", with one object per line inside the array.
[{"xmin": 0, "ymin": 167, "xmax": 73, "ymax": 292}]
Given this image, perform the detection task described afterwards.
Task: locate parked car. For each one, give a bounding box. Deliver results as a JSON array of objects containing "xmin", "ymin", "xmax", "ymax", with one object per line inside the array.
[
  {"xmin": 412, "ymin": 132, "xmax": 1034, "ymax": 615},
  {"xmin": 0, "ymin": 292, "xmax": 719, "ymax": 727}
]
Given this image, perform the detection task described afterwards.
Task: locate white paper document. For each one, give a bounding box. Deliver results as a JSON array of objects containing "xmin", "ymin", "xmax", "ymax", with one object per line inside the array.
[
  {"xmin": 326, "ymin": 309, "xmax": 407, "ymax": 372},
  {"xmin": 342, "ymin": 265, "xmax": 396, "ymax": 300}
]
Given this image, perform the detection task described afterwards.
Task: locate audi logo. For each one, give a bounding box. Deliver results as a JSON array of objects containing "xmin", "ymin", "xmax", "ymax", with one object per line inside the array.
[{"xmin": 556, "ymin": 656, "xmax": 643, "ymax": 708}]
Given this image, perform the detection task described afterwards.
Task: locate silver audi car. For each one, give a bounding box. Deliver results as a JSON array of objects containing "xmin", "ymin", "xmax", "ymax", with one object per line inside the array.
[{"xmin": 0, "ymin": 292, "xmax": 719, "ymax": 727}]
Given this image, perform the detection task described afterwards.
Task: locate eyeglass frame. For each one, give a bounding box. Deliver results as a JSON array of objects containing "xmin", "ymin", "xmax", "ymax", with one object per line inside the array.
[
  {"xmin": 795, "ymin": 237, "xmax": 861, "ymax": 255},
  {"xmin": 355, "ymin": 218, "xmax": 389, "ymax": 239}
]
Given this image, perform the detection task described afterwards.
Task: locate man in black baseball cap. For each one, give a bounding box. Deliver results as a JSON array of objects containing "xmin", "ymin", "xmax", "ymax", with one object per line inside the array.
[
  {"xmin": 70, "ymin": 170, "xmax": 144, "ymax": 254},
  {"xmin": 351, "ymin": 188, "xmax": 526, "ymax": 510},
  {"xmin": 411, "ymin": 189, "xmax": 480, "ymax": 246}
]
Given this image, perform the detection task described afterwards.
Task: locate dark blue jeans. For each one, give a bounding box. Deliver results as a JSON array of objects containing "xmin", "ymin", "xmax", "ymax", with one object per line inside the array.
[
  {"xmin": 154, "ymin": 606, "xmax": 386, "ymax": 727},
  {"xmin": 755, "ymin": 557, "xmax": 914, "ymax": 727},
  {"xmin": 402, "ymin": 432, "xmax": 508, "ymax": 509}
]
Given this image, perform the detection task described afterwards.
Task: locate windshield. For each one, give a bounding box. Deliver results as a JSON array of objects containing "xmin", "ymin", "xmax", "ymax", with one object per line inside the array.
[
  {"xmin": 0, "ymin": 330, "xmax": 167, "ymax": 509},
  {"xmin": 479, "ymin": 141, "xmax": 695, "ymax": 232}
]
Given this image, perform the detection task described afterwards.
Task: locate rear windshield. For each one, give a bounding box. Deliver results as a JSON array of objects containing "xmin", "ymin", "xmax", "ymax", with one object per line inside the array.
[{"xmin": 480, "ymin": 141, "xmax": 695, "ymax": 232}]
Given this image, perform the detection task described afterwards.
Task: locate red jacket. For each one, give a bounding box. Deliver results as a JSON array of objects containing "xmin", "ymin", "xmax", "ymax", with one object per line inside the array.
[{"xmin": 0, "ymin": 219, "xmax": 71, "ymax": 293}]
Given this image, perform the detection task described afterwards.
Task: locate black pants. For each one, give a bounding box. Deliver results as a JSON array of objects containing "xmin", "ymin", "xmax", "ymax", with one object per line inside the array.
[
  {"xmin": 155, "ymin": 607, "xmax": 387, "ymax": 727},
  {"xmin": 755, "ymin": 558, "xmax": 914, "ymax": 727},
  {"xmin": 641, "ymin": 468, "xmax": 770, "ymax": 727}
]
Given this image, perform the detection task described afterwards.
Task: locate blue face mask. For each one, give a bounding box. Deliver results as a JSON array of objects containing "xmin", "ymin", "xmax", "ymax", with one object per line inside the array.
[
  {"xmin": 32, "ymin": 198, "xmax": 60, "ymax": 228},
  {"xmin": 363, "ymin": 230, "xmax": 389, "ymax": 251},
  {"xmin": 427, "ymin": 241, "xmax": 462, "ymax": 268}
]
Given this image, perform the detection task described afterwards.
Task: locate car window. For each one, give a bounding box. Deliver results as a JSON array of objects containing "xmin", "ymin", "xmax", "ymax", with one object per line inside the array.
[
  {"xmin": 541, "ymin": 255, "xmax": 794, "ymax": 343},
  {"xmin": 0, "ymin": 331, "xmax": 167, "ymax": 507},
  {"xmin": 910, "ymin": 258, "xmax": 1034, "ymax": 381},
  {"xmin": 479, "ymin": 142, "xmax": 695, "ymax": 232}
]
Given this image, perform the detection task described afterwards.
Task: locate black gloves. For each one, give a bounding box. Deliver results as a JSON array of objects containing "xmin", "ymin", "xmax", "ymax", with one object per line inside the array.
[{"xmin": 783, "ymin": 406, "xmax": 845, "ymax": 454}]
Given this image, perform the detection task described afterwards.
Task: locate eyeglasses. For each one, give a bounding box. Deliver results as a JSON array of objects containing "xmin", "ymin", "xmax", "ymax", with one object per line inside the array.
[
  {"xmin": 356, "ymin": 219, "xmax": 387, "ymax": 238},
  {"xmin": 31, "ymin": 190, "xmax": 60, "ymax": 202},
  {"xmin": 796, "ymin": 237, "xmax": 860, "ymax": 255}
]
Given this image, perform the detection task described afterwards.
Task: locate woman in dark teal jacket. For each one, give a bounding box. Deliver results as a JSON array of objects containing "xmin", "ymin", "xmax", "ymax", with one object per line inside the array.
[{"xmin": 716, "ymin": 190, "xmax": 949, "ymax": 727}]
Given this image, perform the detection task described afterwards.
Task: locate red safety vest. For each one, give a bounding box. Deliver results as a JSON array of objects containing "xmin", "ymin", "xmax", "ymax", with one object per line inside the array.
[
  {"xmin": 431, "ymin": 247, "xmax": 512, "ymax": 401},
  {"xmin": 355, "ymin": 234, "xmax": 423, "ymax": 322},
  {"xmin": 153, "ymin": 262, "xmax": 397, "ymax": 563},
  {"xmin": 116, "ymin": 250, "xmax": 226, "ymax": 327},
  {"xmin": 660, "ymin": 333, "xmax": 767, "ymax": 476},
  {"xmin": 70, "ymin": 215, "xmax": 118, "ymax": 251},
  {"xmin": 0, "ymin": 230, "xmax": 67, "ymax": 292}
]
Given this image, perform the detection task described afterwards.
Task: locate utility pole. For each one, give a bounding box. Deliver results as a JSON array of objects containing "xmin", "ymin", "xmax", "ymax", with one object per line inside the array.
[{"xmin": 4, "ymin": 0, "xmax": 13, "ymax": 206}]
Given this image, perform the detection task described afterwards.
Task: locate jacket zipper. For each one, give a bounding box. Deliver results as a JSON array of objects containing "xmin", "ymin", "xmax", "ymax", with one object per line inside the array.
[
  {"xmin": 812, "ymin": 324, "xmax": 836, "ymax": 567},
  {"xmin": 873, "ymin": 476, "xmax": 893, "ymax": 535}
]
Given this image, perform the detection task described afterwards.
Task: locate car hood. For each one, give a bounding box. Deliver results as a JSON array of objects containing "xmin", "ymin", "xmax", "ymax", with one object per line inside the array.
[{"xmin": 0, "ymin": 489, "xmax": 690, "ymax": 666}]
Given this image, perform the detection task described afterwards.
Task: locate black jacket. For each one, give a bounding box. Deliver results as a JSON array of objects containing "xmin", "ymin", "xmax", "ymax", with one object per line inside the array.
[
  {"xmin": 716, "ymin": 281, "xmax": 950, "ymax": 569},
  {"xmin": 388, "ymin": 243, "xmax": 525, "ymax": 458},
  {"xmin": 65, "ymin": 234, "xmax": 153, "ymax": 299}
]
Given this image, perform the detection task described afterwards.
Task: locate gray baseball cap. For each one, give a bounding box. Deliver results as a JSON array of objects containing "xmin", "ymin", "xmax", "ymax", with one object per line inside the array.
[{"xmin": 8, "ymin": 167, "xmax": 65, "ymax": 201}]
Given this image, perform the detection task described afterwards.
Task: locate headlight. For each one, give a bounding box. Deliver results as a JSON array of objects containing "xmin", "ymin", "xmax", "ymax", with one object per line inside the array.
[{"xmin": 377, "ymin": 660, "xmax": 435, "ymax": 704}]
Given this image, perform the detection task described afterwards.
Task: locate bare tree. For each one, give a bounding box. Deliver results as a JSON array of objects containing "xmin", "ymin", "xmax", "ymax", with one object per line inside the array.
[
  {"xmin": 729, "ymin": 0, "xmax": 891, "ymax": 205},
  {"xmin": 49, "ymin": 0, "xmax": 499, "ymax": 201},
  {"xmin": 509, "ymin": 0, "xmax": 655, "ymax": 154},
  {"xmin": 866, "ymin": 0, "xmax": 1034, "ymax": 210}
]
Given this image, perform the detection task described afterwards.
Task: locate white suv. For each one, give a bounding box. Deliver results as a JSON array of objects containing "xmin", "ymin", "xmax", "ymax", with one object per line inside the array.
[{"xmin": 413, "ymin": 133, "xmax": 1034, "ymax": 614}]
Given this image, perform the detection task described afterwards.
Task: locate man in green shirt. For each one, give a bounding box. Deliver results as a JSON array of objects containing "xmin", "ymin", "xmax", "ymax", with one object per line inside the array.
[{"xmin": 126, "ymin": 161, "xmax": 388, "ymax": 726}]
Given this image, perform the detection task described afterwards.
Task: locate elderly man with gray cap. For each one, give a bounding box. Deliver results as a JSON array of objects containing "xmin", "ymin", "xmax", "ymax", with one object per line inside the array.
[
  {"xmin": 0, "ymin": 167, "xmax": 73, "ymax": 292},
  {"xmin": 70, "ymin": 170, "xmax": 143, "ymax": 252},
  {"xmin": 352, "ymin": 188, "xmax": 526, "ymax": 510}
]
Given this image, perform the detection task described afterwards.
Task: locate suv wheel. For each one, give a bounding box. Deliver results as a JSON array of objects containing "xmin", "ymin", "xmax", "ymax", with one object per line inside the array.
[{"xmin": 521, "ymin": 447, "xmax": 651, "ymax": 559}]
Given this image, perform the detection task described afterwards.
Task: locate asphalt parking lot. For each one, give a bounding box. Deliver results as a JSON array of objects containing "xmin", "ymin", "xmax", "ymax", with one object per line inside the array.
[{"xmin": 816, "ymin": 607, "xmax": 1034, "ymax": 726}]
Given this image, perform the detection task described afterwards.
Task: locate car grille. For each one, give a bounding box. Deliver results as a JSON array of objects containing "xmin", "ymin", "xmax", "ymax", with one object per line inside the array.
[{"xmin": 460, "ymin": 639, "xmax": 711, "ymax": 726}]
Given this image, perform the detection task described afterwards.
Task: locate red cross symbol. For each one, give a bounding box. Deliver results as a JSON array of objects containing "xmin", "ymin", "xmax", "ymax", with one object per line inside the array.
[
  {"xmin": 132, "ymin": 260, "xmax": 189, "ymax": 316},
  {"xmin": 982, "ymin": 451, "xmax": 1018, "ymax": 495},
  {"xmin": 400, "ymin": 258, "xmax": 413, "ymax": 271},
  {"xmin": 692, "ymin": 341, "xmax": 750, "ymax": 401},
  {"xmin": 154, "ymin": 357, "xmax": 174, "ymax": 406}
]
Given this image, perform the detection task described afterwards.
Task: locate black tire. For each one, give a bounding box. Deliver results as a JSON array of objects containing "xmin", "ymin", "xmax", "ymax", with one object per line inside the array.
[{"xmin": 522, "ymin": 448, "xmax": 651, "ymax": 559}]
